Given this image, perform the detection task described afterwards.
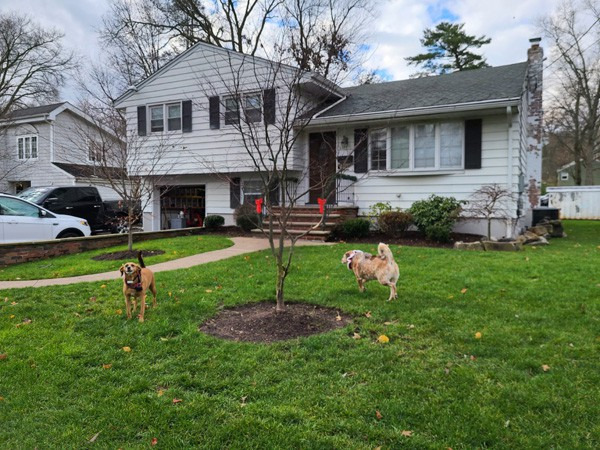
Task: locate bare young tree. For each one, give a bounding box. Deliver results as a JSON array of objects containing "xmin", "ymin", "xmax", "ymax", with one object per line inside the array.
[
  {"xmin": 541, "ymin": 0, "xmax": 600, "ymax": 185},
  {"xmin": 197, "ymin": 50, "xmax": 358, "ymax": 311},
  {"xmin": 468, "ymin": 184, "xmax": 515, "ymax": 239}
]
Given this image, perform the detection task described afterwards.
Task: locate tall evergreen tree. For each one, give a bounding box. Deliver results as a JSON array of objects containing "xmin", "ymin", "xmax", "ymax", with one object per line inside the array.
[{"xmin": 406, "ymin": 22, "xmax": 491, "ymax": 76}]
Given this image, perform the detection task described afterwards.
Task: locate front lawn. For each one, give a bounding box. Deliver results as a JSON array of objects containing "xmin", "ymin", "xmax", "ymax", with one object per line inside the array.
[
  {"xmin": 0, "ymin": 235, "xmax": 233, "ymax": 280},
  {"xmin": 0, "ymin": 221, "xmax": 598, "ymax": 448}
]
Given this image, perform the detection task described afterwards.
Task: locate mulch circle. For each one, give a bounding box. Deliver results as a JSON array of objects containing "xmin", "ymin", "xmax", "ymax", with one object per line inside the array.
[
  {"xmin": 91, "ymin": 249, "xmax": 165, "ymax": 261},
  {"xmin": 199, "ymin": 301, "xmax": 352, "ymax": 343}
]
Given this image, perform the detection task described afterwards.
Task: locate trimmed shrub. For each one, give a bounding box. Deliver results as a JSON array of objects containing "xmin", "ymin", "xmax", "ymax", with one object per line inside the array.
[
  {"xmin": 204, "ymin": 215, "xmax": 225, "ymax": 230},
  {"xmin": 378, "ymin": 211, "xmax": 413, "ymax": 237},
  {"xmin": 234, "ymin": 204, "xmax": 260, "ymax": 232},
  {"xmin": 340, "ymin": 218, "xmax": 370, "ymax": 238},
  {"xmin": 409, "ymin": 195, "xmax": 464, "ymax": 242},
  {"xmin": 367, "ymin": 202, "xmax": 393, "ymax": 229}
]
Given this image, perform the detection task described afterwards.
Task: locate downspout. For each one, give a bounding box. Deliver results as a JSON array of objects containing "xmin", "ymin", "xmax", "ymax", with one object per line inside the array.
[{"xmin": 506, "ymin": 106, "xmax": 514, "ymax": 237}]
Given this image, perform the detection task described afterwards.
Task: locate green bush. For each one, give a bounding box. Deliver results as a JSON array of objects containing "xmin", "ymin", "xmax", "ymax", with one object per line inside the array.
[
  {"xmin": 235, "ymin": 204, "xmax": 260, "ymax": 232},
  {"xmin": 378, "ymin": 211, "xmax": 413, "ymax": 237},
  {"xmin": 367, "ymin": 202, "xmax": 394, "ymax": 229},
  {"xmin": 204, "ymin": 215, "xmax": 225, "ymax": 230},
  {"xmin": 340, "ymin": 218, "xmax": 370, "ymax": 238},
  {"xmin": 409, "ymin": 195, "xmax": 464, "ymax": 242}
]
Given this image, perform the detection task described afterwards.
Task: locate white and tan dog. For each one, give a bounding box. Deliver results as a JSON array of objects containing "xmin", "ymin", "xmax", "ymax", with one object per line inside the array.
[
  {"xmin": 341, "ymin": 243, "xmax": 399, "ymax": 301},
  {"xmin": 119, "ymin": 251, "xmax": 157, "ymax": 322}
]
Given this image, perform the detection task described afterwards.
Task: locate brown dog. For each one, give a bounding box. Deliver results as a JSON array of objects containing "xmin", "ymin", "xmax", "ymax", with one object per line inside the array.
[
  {"xmin": 341, "ymin": 243, "xmax": 399, "ymax": 301},
  {"xmin": 120, "ymin": 251, "xmax": 157, "ymax": 322}
]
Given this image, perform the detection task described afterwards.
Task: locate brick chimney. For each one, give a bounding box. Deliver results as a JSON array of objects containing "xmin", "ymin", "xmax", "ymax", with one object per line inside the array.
[{"xmin": 525, "ymin": 37, "xmax": 543, "ymax": 217}]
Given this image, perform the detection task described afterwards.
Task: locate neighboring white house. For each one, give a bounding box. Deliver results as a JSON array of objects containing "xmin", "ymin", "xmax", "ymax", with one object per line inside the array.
[
  {"xmin": 113, "ymin": 38, "xmax": 544, "ymax": 238},
  {"xmin": 0, "ymin": 102, "xmax": 121, "ymax": 200}
]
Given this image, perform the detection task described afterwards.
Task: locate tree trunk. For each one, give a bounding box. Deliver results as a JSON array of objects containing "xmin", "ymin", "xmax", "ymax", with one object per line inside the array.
[
  {"xmin": 127, "ymin": 206, "xmax": 134, "ymax": 252},
  {"xmin": 487, "ymin": 218, "xmax": 492, "ymax": 240},
  {"xmin": 275, "ymin": 265, "xmax": 286, "ymax": 312}
]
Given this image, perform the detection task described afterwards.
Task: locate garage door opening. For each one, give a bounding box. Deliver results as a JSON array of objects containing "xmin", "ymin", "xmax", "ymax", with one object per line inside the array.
[{"xmin": 160, "ymin": 185, "xmax": 206, "ymax": 229}]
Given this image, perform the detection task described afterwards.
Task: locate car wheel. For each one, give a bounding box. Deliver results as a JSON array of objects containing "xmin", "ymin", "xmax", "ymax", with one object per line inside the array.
[{"xmin": 57, "ymin": 230, "xmax": 84, "ymax": 239}]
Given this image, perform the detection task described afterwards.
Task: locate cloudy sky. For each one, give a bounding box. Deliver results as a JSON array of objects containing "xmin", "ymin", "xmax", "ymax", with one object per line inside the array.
[{"xmin": 1, "ymin": 0, "xmax": 564, "ymax": 101}]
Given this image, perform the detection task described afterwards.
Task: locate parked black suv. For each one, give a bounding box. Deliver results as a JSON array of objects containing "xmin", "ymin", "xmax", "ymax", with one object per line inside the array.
[{"xmin": 17, "ymin": 186, "xmax": 122, "ymax": 233}]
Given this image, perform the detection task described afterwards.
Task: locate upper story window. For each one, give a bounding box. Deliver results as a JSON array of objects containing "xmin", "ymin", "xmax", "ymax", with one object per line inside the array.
[
  {"xmin": 368, "ymin": 121, "xmax": 463, "ymax": 172},
  {"xmin": 560, "ymin": 172, "xmax": 569, "ymax": 181},
  {"xmin": 244, "ymin": 93, "xmax": 262, "ymax": 123},
  {"xmin": 17, "ymin": 135, "xmax": 38, "ymax": 160},
  {"xmin": 224, "ymin": 96, "xmax": 240, "ymax": 125},
  {"xmin": 88, "ymin": 140, "xmax": 103, "ymax": 162},
  {"xmin": 148, "ymin": 102, "xmax": 183, "ymax": 133}
]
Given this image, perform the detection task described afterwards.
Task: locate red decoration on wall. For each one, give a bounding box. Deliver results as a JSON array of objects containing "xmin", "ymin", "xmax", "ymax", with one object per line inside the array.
[
  {"xmin": 255, "ymin": 198, "xmax": 264, "ymax": 214},
  {"xmin": 317, "ymin": 197, "xmax": 327, "ymax": 214}
]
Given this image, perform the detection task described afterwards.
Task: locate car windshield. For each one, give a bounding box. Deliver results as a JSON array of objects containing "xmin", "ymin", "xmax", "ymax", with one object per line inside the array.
[{"xmin": 16, "ymin": 187, "xmax": 52, "ymax": 203}]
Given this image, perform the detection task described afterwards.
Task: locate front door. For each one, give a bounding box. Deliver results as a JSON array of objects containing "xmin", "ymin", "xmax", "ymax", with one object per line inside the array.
[{"xmin": 308, "ymin": 132, "xmax": 337, "ymax": 204}]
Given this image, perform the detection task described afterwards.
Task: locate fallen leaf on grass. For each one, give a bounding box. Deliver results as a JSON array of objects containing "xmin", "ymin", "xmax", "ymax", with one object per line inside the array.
[
  {"xmin": 0, "ymin": 396, "xmax": 4, "ymax": 401},
  {"xmin": 205, "ymin": 289, "xmax": 213, "ymax": 293},
  {"xmin": 240, "ymin": 396, "xmax": 247, "ymax": 407},
  {"xmin": 475, "ymin": 332, "xmax": 482, "ymax": 339},
  {"xmin": 401, "ymin": 430, "xmax": 413, "ymax": 437},
  {"xmin": 383, "ymin": 320, "xmax": 398, "ymax": 326},
  {"xmin": 157, "ymin": 389, "xmax": 166, "ymax": 397},
  {"xmin": 407, "ymin": 324, "xmax": 415, "ymax": 329},
  {"xmin": 10, "ymin": 302, "xmax": 17, "ymax": 305},
  {"xmin": 102, "ymin": 364, "xmax": 112, "ymax": 369},
  {"xmin": 0, "ymin": 354, "xmax": 7, "ymax": 360},
  {"xmin": 364, "ymin": 311, "xmax": 372, "ymax": 318},
  {"xmin": 89, "ymin": 296, "xmax": 97, "ymax": 302},
  {"xmin": 100, "ymin": 285, "xmax": 106, "ymax": 289},
  {"xmin": 151, "ymin": 437, "xmax": 158, "ymax": 446},
  {"xmin": 470, "ymin": 355, "xmax": 477, "ymax": 361},
  {"xmin": 122, "ymin": 346, "xmax": 131, "ymax": 352},
  {"xmin": 116, "ymin": 309, "xmax": 122, "ymax": 315},
  {"xmin": 3, "ymin": 297, "xmax": 7, "ymax": 302},
  {"xmin": 88, "ymin": 431, "xmax": 101, "ymax": 443},
  {"xmin": 375, "ymin": 410, "xmax": 383, "ymax": 420},
  {"xmin": 447, "ymin": 295, "xmax": 454, "ymax": 300},
  {"xmin": 377, "ymin": 335, "xmax": 390, "ymax": 344},
  {"xmin": 460, "ymin": 288, "xmax": 468, "ymax": 294},
  {"xmin": 9, "ymin": 315, "xmax": 14, "ymax": 319},
  {"xmin": 542, "ymin": 364, "xmax": 551, "ymax": 372},
  {"xmin": 352, "ymin": 332, "xmax": 361, "ymax": 340},
  {"xmin": 172, "ymin": 398, "xmax": 183, "ymax": 404},
  {"xmin": 336, "ymin": 313, "xmax": 342, "ymax": 321},
  {"xmin": 342, "ymin": 371, "xmax": 356, "ymax": 378}
]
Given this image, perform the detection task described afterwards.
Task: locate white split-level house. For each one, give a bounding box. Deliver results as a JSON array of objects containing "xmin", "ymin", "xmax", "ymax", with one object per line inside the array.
[
  {"xmin": 113, "ymin": 38, "xmax": 544, "ymax": 238},
  {"xmin": 0, "ymin": 102, "xmax": 121, "ymax": 200}
]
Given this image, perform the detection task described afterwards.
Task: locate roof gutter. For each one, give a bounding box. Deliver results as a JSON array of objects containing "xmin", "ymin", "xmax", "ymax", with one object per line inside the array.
[{"xmin": 307, "ymin": 97, "xmax": 521, "ymax": 125}]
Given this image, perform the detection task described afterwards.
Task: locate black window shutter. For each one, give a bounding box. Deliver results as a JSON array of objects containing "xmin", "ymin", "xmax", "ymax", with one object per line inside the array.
[
  {"xmin": 464, "ymin": 119, "xmax": 482, "ymax": 169},
  {"xmin": 230, "ymin": 177, "xmax": 241, "ymax": 209},
  {"xmin": 354, "ymin": 129, "xmax": 368, "ymax": 173},
  {"xmin": 209, "ymin": 96, "xmax": 220, "ymax": 130},
  {"xmin": 182, "ymin": 100, "xmax": 192, "ymax": 132},
  {"xmin": 263, "ymin": 88, "xmax": 276, "ymax": 125},
  {"xmin": 137, "ymin": 106, "xmax": 147, "ymax": 136}
]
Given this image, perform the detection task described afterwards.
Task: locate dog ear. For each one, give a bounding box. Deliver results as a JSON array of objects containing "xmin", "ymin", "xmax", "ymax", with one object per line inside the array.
[{"xmin": 119, "ymin": 265, "xmax": 125, "ymax": 276}]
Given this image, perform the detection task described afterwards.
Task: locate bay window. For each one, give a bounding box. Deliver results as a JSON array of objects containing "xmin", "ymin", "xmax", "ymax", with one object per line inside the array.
[{"xmin": 368, "ymin": 121, "xmax": 464, "ymax": 171}]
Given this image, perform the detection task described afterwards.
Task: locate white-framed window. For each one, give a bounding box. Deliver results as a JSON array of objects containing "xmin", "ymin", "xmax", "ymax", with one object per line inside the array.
[
  {"xmin": 242, "ymin": 179, "xmax": 263, "ymax": 204},
  {"xmin": 244, "ymin": 93, "xmax": 262, "ymax": 123},
  {"xmin": 368, "ymin": 121, "xmax": 463, "ymax": 172},
  {"xmin": 88, "ymin": 139, "xmax": 103, "ymax": 162},
  {"xmin": 17, "ymin": 135, "xmax": 38, "ymax": 160},
  {"xmin": 167, "ymin": 103, "xmax": 182, "ymax": 131},
  {"xmin": 224, "ymin": 96, "xmax": 240, "ymax": 125},
  {"xmin": 148, "ymin": 102, "xmax": 184, "ymax": 133},
  {"xmin": 149, "ymin": 105, "xmax": 164, "ymax": 132},
  {"xmin": 560, "ymin": 172, "xmax": 569, "ymax": 181}
]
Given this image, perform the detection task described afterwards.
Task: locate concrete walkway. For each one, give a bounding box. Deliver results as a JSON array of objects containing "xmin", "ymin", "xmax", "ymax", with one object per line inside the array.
[{"xmin": 0, "ymin": 237, "xmax": 331, "ymax": 290}]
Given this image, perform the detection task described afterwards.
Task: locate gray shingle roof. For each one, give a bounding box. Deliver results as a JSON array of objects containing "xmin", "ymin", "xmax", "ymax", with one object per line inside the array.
[
  {"xmin": 7, "ymin": 103, "xmax": 66, "ymax": 119},
  {"xmin": 318, "ymin": 62, "xmax": 528, "ymax": 118}
]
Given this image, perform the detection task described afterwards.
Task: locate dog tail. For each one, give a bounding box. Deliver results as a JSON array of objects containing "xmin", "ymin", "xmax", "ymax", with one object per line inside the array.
[
  {"xmin": 378, "ymin": 243, "xmax": 395, "ymax": 263},
  {"xmin": 137, "ymin": 251, "xmax": 146, "ymax": 268}
]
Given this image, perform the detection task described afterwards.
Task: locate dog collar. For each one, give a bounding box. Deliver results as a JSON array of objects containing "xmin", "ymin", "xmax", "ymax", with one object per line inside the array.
[{"xmin": 126, "ymin": 275, "xmax": 143, "ymax": 291}]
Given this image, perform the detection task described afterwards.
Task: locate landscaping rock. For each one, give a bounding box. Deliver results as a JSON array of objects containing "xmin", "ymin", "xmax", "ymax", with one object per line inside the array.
[
  {"xmin": 454, "ymin": 241, "xmax": 485, "ymax": 251},
  {"xmin": 482, "ymin": 240, "xmax": 522, "ymax": 251},
  {"xmin": 529, "ymin": 225, "xmax": 551, "ymax": 237},
  {"xmin": 539, "ymin": 219, "xmax": 566, "ymax": 238},
  {"xmin": 516, "ymin": 231, "xmax": 543, "ymax": 245},
  {"xmin": 525, "ymin": 236, "xmax": 549, "ymax": 246}
]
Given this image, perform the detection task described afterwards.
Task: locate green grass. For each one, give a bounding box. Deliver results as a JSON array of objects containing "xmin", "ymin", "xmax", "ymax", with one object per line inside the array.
[
  {"xmin": 0, "ymin": 221, "xmax": 599, "ymax": 448},
  {"xmin": 0, "ymin": 235, "xmax": 233, "ymax": 280}
]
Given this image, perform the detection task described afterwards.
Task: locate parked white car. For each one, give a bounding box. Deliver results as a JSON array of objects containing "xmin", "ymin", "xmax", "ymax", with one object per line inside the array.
[{"xmin": 0, "ymin": 194, "xmax": 91, "ymax": 243}]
